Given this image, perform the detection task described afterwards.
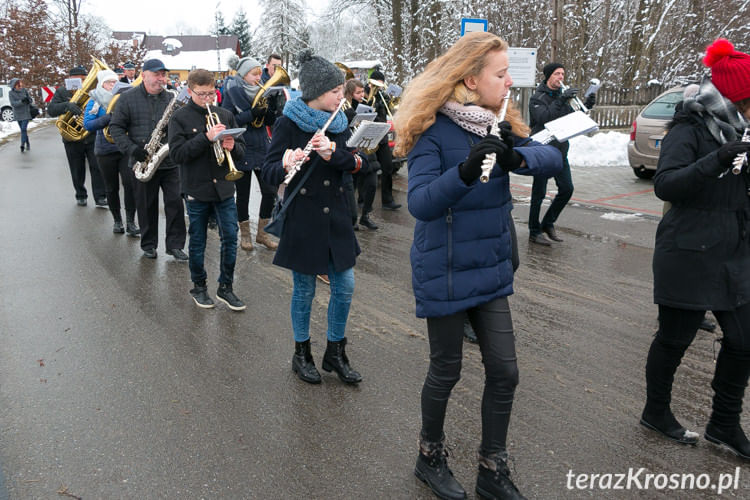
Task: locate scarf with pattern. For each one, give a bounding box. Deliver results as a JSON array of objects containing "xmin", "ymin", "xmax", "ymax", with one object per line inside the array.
[
  {"xmin": 683, "ymin": 76, "xmax": 749, "ymax": 144},
  {"xmin": 438, "ymin": 100, "xmax": 496, "ymax": 137}
]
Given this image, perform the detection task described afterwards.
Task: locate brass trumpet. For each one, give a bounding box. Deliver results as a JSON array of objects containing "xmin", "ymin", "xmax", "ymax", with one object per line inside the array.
[{"xmin": 205, "ymin": 102, "xmax": 243, "ymax": 181}]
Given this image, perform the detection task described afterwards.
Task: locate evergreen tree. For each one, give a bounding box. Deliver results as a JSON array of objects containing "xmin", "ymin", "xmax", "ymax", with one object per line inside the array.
[
  {"xmin": 230, "ymin": 8, "xmax": 253, "ymax": 56},
  {"xmin": 212, "ymin": 10, "xmax": 231, "ymax": 36}
]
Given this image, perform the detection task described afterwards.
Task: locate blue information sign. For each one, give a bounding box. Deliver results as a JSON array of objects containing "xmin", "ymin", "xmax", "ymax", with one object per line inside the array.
[{"xmin": 460, "ymin": 18, "xmax": 488, "ymax": 36}]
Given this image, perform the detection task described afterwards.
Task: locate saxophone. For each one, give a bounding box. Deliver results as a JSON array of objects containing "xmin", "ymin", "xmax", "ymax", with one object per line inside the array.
[{"xmin": 133, "ymin": 89, "xmax": 181, "ymax": 182}]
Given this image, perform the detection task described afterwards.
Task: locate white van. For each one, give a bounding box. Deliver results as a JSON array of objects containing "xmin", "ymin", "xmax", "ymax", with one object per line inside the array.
[{"xmin": 0, "ymin": 84, "xmax": 14, "ymax": 121}]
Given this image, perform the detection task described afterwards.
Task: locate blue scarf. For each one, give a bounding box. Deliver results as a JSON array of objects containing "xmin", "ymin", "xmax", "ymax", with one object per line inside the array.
[{"xmin": 283, "ymin": 97, "xmax": 348, "ymax": 134}]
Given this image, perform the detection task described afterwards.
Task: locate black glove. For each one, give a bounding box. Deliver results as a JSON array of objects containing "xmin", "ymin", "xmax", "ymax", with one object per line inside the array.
[
  {"xmin": 717, "ymin": 140, "xmax": 750, "ymax": 167},
  {"xmin": 459, "ymin": 133, "xmax": 508, "ymax": 185},
  {"xmin": 561, "ymin": 88, "xmax": 579, "ymax": 100},
  {"xmin": 22, "ymin": 96, "xmax": 31, "ymax": 104},
  {"xmin": 495, "ymin": 121, "xmax": 522, "ymax": 171},
  {"xmin": 584, "ymin": 93, "xmax": 596, "ymax": 109},
  {"xmin": 132, "ymin": 146, "xmax": 148, "ymax": 162},
  {"xmin": 66, "ymin": 102, "xmax": 82, "ymax": 115}
]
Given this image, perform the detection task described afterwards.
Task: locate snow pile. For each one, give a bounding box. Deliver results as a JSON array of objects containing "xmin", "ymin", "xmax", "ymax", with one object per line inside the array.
[
  {"xmin": 0, "ymin": 118, "xmax": 52, "ymax": 141},
  {"xmin": 600, "ymin": 212, "xmax": 643, "ymax": 221},
  {"xmin": 568, "ymin": 131, "xmax": 630, "ymax": 168}
]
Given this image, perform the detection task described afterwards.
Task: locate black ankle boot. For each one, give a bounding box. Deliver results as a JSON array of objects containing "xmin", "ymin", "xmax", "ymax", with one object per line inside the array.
[
  {"xmin": 112, "ymin": 211, "xmax": 124, "ymax": 234},
  {"xmin": 705, "ymin": 423, "xmax": 750, "ymax": 460},
  {"xmin": 640, "ymin": 407, "xmax": 699, "ymax": 445},
  {"xmin": 476, "ymin": 452, "xmax": 525, "ymax": 500},
  {"xmin": 414, "ymin": 438, "xmax": 466, "ymax": 500},
  {"xmin": 359, "ymin": 214, "xmax": 378, "ymax": 230},
  {"xmin": 322, "ymin": 338, "xmax": 362, "ymax": 383},
  {"xmin": 125, "ymin": 211, "xmax": 140, "ymax": 237},
  {"xmin": 292, "ymin": 340, "xmax": 321, "ymax": 384}
]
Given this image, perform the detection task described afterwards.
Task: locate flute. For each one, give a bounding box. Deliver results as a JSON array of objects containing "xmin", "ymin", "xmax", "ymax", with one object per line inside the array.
[
  {"xmin": 283, "ymin": 99, "xmax": 346, "ymax": 185},
  {"xmin": 480, "ymin": 92, "xmax": 511, "ymax": 183},
  {"xmin": 732, "ymin": 127, "xmax": 750, "ymax": 175}
]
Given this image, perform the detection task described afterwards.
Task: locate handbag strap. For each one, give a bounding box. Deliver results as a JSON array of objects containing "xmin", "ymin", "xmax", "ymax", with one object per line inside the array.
[{"xmin": 277, "ymin": 162, "xmax": 317, "ymax": 213}]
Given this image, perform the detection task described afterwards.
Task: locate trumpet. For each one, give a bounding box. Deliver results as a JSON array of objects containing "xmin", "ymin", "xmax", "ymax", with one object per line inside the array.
[
  {"xmin": 732, "ymin": 127, "xmax": 750, "ymax": 175},
  {"xmin": 480, "ymin": 92, "xmax": 511, "ymax": 183},
  {"xmin": 560, "ymin": 82, "xmax": 590, "ymax": 113},
  {"xmin": 205, "ymin": 102, "xmax": 243, "ymax": 181}
]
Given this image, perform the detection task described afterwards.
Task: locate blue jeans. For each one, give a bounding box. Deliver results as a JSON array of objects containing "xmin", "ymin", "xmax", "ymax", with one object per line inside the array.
[
  {"xmin": 17, "ymin": 120, "xmax": 29, "ymax": 146},
  {"xmin": 528, "ymin": 157, "xmax": 573, "ymax": 235},
  {"xmin": 186, "ymin": 196, "xmax": 238, "ymax": 284},
  {"xmin": 291, "ymin": 264, "xmax": 355, "ymax": 342}
]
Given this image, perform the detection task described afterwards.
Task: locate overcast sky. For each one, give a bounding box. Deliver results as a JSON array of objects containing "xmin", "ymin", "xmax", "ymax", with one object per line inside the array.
[{"xmin": 86, "ymin": 0, "xmax": 328, "ymax": 35}]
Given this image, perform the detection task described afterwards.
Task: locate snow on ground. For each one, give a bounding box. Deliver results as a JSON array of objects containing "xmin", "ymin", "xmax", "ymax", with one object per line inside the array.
[
  {"xmin": 600, "ymin": 212, "xmax": 643, "ymax": 221},
  {"xmin": 568, "ymin": 131, "xmax": 630, "ymax": 168},
  {"xmin": 0, "ymin": 118, "xmax": 53, "ymax": 141}
]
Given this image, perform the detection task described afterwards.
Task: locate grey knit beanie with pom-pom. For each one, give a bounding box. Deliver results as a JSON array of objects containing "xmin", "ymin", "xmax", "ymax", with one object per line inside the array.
[
  {"xmin": 227, "ymin": 54, "xmax": 261, "ymax": 78},
  {"xmin": 297, "ymin": 49, "xmax": 344, "ymax": 101}
]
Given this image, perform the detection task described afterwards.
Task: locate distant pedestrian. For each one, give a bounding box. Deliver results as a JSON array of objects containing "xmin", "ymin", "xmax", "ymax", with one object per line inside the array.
[
  {"xmin": 395, "ymin": 32, "xmax": 562, "ymax": 500},
  {"xmin": 8, "ymin": 78, "xmax": 33, "ymax": 153},
  {"xmin": 641, "ymin": 38, "xmax": 750, "ymax": 460}
]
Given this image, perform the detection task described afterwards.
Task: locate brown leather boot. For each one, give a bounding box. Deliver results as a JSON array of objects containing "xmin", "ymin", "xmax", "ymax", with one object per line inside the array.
[
  {"xmin": 255, "ymin": 218, "xmax": 278, "ymax": 250},
  {"xmin": 238, "ymin": 220, "xmax": 254, "ymax": 251}
]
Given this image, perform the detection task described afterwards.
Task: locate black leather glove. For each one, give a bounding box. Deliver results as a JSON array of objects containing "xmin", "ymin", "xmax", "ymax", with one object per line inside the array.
[
  {"xmin": 495, "ymin": 121, "xmax": 522, "ymax": 171},
  {"xmin": 459, "ymin": 133, "xmax": 508, "ymax": 185},
  {"xmin": 66, "ymin": 102, "xmax": 82, "ymax": 115},
  {"xmin": 584, "ymin": 93, "xmax": 596, "ymax": 109},
  {"xmin": 132, "ymin": 146, "xmax": 148, "ymax": 162},
  {"xmin": 717, "ymin": 140, "xmax": 750, "ymax": 167},
  {"xmin": 561, "ymin": 88, "xmax": 579, "ymax": 100}
]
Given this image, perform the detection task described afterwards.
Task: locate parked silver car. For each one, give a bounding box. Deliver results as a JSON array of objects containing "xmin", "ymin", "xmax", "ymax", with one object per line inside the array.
[
  {"xmin": 627, "ymin": 86, "xmax": 685, "ymax": 179},
  {"xmin": 0, "ymin": 84, "xmax": 14, "ymax": 121}
]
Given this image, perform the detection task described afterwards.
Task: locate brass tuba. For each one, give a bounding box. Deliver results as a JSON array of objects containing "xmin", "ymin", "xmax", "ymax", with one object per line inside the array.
[
  {"xmin": 335, "ymin": 62, "xmax": 355, "ymax": 81},
  {"xmin": 104, "ymin": 74, "xmax": 142, "ymax": 143},
  {"xmin": 250, "ymin": 66, "xmax": 290, "ymax": 128},
  {"xmin": 56, "ymin": 56, "xmax": 111, "ymax": 141}
]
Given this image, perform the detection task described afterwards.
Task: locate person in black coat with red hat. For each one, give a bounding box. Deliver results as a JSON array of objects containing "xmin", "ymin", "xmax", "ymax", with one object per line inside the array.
[{"xmin": 641, "ymin": 39, "xmax": 750, "ymax": 461}]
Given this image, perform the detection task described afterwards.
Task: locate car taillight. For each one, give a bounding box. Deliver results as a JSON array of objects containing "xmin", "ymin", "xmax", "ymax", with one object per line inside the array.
[{"xmin": 630, "ymin": 121, "xmax": 637, "ymax": 141}]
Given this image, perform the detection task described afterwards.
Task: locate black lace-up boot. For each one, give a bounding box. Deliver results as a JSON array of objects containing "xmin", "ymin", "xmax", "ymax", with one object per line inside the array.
[
  {"xmin": 292, "ymin": 339, "xmax": 321, "ymax": 384},
  {"xmin": 476, "ymin": 451, "xmax": 526, "ymax": 500},
  {"xmin": 322, "ymin": 338, "xmax": 362, "ymax": 383},
  {"xmin": 414, "ymin": 436, "xmax": 466, "ymax": 500}
]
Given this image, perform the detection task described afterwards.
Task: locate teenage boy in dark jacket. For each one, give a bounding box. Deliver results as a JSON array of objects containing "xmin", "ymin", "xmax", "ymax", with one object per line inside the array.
[{"xmin": 168, "ymin": 68, "xmax": 247, "ymax": 311}]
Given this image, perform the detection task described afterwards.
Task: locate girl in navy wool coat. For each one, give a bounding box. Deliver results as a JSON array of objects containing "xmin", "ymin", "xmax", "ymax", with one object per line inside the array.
[
  {"xmin": 261, "ymin": 51, "xmax": 364, "ymax": 386},
  {"xmin": 394, "ymin": 32, "xmax": 562, "ymax": 500}
]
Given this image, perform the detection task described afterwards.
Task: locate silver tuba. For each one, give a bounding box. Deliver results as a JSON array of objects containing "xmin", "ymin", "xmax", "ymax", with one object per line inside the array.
[{"xmin": 133, "ymin": 88, "xmax": 185, "ymax": 182}]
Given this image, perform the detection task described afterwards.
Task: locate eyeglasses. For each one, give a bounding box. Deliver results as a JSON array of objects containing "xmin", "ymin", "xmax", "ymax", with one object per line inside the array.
[{"xmin": 192, "ymin": 90, "xmax": 215, "ymax": 98}]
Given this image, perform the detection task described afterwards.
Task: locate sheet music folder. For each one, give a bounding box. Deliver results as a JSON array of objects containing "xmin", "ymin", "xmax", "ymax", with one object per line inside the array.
[
  {"xmin": 346, "ymin": 121, "xmax": 392, "ymax": 150},
  {"xmin": 531, "ymin": 110, "xmax": 599, "ymax": 144}
]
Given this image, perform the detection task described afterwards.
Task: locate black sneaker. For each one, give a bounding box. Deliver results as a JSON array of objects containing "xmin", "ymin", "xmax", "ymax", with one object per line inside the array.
[
  {"xmin": 382, "ymin": 201, "xmax": 402, "ymax": 210},
  {"xmin": 529, "ymin": 233, "xmax": 552, "ymax": 246},
  {"xmin": 217, "ymin": 283, "xmax": 246, "ymax": 311},
  {"xmin": 166, "ymin": 248, "xmax": 188, "ymax": 261},
  {"xmin": 76, "ymin": 198, "xmax": 87, "ymax": 207},
  {"xmin": 142, "ymin": 248, "xmax": 157, "ymax": 259},
  {"xmin": 95, "ymin": 198, "xmax": 108, "ymax": 208},
  {"xmin": 190, "ymin": 282, "xmax": 215, "ymax": 309},
  {"xmin": 113, "ymin": 220, "xmax": 125, "ymax": 234}
]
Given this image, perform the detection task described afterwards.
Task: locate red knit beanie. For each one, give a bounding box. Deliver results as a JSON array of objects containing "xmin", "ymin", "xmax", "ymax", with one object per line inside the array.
[{"xmin": 703, "ymin": 39, "xmax": 750, "ymax": 102}]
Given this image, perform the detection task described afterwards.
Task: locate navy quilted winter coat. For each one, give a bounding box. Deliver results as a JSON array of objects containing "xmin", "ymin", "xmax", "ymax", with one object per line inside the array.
[{"xmin": 408, "ymin": 113, "xmax": 563, "ymax": 318}]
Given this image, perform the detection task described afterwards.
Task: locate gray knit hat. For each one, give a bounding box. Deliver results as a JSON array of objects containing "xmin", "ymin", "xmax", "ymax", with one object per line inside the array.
[
  {"xmin": 297, "ymin": 49, "xmax": 344, "ymax": 101},
  {"xmin": 228, "ymin": 54, "xmax": 261, "ymax": 78}
]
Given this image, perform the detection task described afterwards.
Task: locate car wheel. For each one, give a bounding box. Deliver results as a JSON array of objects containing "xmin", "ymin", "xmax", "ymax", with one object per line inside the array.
[
  {"xmin": 633, "ymin": 166, "xmax": 655, "ymax": 179},
  {"xmin": 1, "ymin": 107, "xmax": 14, "ymax": 122}
]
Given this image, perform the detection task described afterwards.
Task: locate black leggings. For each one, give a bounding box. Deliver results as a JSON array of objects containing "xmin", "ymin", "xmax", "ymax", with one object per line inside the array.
[
  {"xmin": 646, "ymin": 304, "xmax": 750, "ymax": 428},
  {"xmin": 235, "ymin": 169, "xmax": 276, "ymax": 221},
  {"xmin": 97, "ymin": 152, "xmax": 136, "ymax": 213},
  {"xmin": 421, "ymin": 296, "xmax": 518, "ymax": 455}
]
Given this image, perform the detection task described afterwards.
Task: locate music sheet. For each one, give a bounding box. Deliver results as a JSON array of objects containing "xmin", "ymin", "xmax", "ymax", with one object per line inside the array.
[
  {"xmin": 346, "ymin": 121, "xmax": 392, "ymax": 150},
  {"xmin": 542, "ymin": 110, "xmax": 599, "ymax": 142}
]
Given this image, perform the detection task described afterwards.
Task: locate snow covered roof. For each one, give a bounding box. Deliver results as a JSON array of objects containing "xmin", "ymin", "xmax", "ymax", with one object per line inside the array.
[
  {"xmin": 142, "ymin": 35, "xmax": 238, "ymax": 52},
  {"xmin": 144, "ymin": 47, "xmax": 238, "ymax": 72},
  {"xmin": 162, "ymin": 38, "xmax": 183, "ymax": 49},
  {"xmin": 338, "ymin": 60, "xmax": 383, "ymax": 69}
]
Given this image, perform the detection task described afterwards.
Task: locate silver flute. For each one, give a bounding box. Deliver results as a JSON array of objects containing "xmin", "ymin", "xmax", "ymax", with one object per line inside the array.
[
  {"xmin": 283, "ymin": 99, "xmax": 347, "ymax": 185},
  {"xmin": 480, "ymin": 92, "xmax": 511, "ymax": 183},
  {"xmin": 732, "ymin": 127, "xmax": 750, "ymax": 175}
]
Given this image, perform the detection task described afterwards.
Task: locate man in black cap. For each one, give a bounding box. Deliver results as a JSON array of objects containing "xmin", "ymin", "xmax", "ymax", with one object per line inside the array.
[
  {"xmin": 109, "ymin": 58, "xmax": 187, "ymax": 260},
  {"xmin": 367, "ymin": 70, "xmax": 401, "ymax": 211},
  {"xmin": 121, "ymin": 62, "xmax": 137, "ymax": 84},
  {"xmin": 527, "ymin": 62, "xmax": 596, "ymax": 246},
  {"xmin": 47, "ymin": 65, "xmax": 107, "ymax": 207}
]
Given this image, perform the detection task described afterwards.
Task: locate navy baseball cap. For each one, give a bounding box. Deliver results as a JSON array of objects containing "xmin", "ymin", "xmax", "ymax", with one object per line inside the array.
[
  {"xmin": 123, "ymin": 61, "xmax": 136, "ymax": 69},
  {"xmin": 142, "ymin": 59, "xmax": 168, "ymax": 72}
]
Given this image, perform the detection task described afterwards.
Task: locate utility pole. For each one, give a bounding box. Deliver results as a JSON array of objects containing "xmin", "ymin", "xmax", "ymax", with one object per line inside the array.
[
  {"xmin": 550, "ymin": 0, "xmax": 563, "ymax": 62},
  {"xmin": 215, "ymin": 4, "xmax": 222, "ymax": 76}
]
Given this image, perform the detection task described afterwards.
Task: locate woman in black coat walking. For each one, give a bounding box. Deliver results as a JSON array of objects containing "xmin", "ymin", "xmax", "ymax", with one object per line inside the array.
[
  {"xmin": 642, "ymin": 38, "xmax": 750, "ymax": 461},
  {"xmin": 262, "ymin": 50, "xmax": 363, "ymax": 385}
]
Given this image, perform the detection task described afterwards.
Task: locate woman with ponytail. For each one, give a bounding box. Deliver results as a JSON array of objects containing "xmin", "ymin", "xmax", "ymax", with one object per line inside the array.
[
  {"xmin": 641, "ymin": 39, "xmax": 750, "ymax": 461},
  {"xmin": 394, "ymin": 32, "xmax": 561, "ymax": 500}
]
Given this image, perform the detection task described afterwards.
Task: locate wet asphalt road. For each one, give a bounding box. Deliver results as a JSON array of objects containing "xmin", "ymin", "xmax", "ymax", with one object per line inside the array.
[{"xmin": 0, "ymin": 124, "xmax": 748, "ymax": 499}]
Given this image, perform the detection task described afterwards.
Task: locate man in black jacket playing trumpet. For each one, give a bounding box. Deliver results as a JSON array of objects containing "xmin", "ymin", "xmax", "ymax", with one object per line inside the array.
[{"xmin": 168, "ymin": 69, "xmax": 247, "ymax": 310}]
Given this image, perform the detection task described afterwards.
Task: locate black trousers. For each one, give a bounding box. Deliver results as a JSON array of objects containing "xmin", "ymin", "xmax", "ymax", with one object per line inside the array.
[
  {"xmin": 63, "ymin": 140, "xmax": 105, "ymax": 201},
  {"xmin": 645, "ymin": 304, "xmax": 750, "ymax": 429},
  {"xmin": 235, "ymin": 169, "xmax": 276, "ymax": 221},
  {"xmin": 376, "ymin": 144, "xmax": 395, "ymax": 204},
  {"xmin": 355, "ymin": 168, "xmax": 377, "ymax": 216},
  {"xmin": 97, "ymin": 152, "xmax": 136, "ymax": 214},
  {"xmin": 421, "ymin": 296, "xmax": 518, "ymax": 456},
  {"xmin": 133, "ymin": 167, "xmax": 186, "ymax": 252}
]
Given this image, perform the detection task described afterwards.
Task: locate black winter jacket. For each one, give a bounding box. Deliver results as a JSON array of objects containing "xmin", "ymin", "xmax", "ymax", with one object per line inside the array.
[
  {"xmin": 261, "ymin": 115, "xmax": 361, "ymax": 275},
  {"xmin": 221, "ymin": 78, "xmax": 275, "ymax": 172},
  {"xmin": 653, "ymin": 110, "xmax": 750, "ymax": 310},
  {"xmin": 47, "ymin": 86, "xmax": 95, "ymax": 144},
  {"xmin": 529, "ymin": 82, "xmax": 575, "ymax": 156},
  {"xmin": 108, "ymin": 84, "xmax": 177, "ymax": 169},
  {"xmin": 168, "ymin": 100, "xmax": 246, "ymax": 202}
]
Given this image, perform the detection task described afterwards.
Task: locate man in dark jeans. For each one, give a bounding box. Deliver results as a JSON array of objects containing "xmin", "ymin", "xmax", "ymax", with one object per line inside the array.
[
  {"xmin": 47, "ymin": 66, "xmax": 107, "ymax": 207},
  {"xmin": 109, "ymin": 59, "xmax": 187, "ymax": 260},
  {"xmin": 168, "ymin": 68, "xmax": 246, "ymax": 310},
  {"xmin": 528, "ymin": 62, "xmax": 595, "ymax": 245}
]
